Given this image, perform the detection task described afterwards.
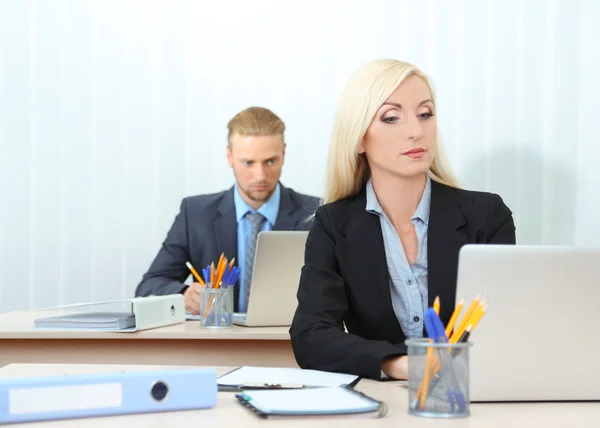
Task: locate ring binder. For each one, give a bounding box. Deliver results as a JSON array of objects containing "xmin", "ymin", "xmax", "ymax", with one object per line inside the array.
[
  {"xmin": 341, "ymin": 385, "xmax": 388, "ymax": 418},
  {"xmin": 0, "ymin": 368, "xmax": 217, "ymax": 424}
]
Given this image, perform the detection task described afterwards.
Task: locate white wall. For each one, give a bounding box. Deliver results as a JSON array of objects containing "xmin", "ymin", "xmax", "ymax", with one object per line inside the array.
[{"xmin": 1, "ymin": 0, "xmax": 598, "ymax": 313}]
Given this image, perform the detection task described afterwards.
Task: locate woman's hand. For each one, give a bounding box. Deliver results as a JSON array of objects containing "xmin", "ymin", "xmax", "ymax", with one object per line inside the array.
[{"xmin": 381, "ymin": 355, "xmax": 409, "ymax": 380}]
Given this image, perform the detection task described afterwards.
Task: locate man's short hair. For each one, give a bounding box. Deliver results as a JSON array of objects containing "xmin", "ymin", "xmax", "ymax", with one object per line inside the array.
[{"xmin": 226, "ymin": 107, "xmax": 285, "ymax": 145}]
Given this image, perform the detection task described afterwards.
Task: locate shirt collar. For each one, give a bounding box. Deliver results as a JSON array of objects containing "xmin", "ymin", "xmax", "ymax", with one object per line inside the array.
[
  {"xmin": 365, "ymin": 175, "xmax": 431, "ymax": 225},
  {"xmin": 234, "ymin": 182, "xmax": 281, "ymax": 226}
]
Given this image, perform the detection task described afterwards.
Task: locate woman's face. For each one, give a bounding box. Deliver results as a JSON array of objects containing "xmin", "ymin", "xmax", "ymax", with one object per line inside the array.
[{"xmin": 358, "ymin": 74, "xmax": 437, "ymax": 180}]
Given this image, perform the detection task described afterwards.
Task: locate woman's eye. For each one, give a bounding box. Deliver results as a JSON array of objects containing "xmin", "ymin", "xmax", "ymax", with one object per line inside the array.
[
  {"xmin": 382, "ymin": 116, "xmax": 398, "ymax": 124},
  {"xmin": 418, "ymin": 113, "xmax": 433, "ymax": 120}
]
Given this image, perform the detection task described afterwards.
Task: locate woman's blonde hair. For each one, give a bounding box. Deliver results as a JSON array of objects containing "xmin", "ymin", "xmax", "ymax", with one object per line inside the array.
[{"xmin": 324, "ymin": 59, "xmax": 460, "ymax": 204}]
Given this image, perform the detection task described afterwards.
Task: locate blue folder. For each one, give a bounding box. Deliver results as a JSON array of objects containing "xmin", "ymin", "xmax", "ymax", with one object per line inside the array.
[{"xmin": 0, "ymin": 368, "xmax": 217, "ymax": 424}]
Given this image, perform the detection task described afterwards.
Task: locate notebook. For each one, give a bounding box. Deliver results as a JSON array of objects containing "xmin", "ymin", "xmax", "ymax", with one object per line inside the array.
[
  {"xmin": 218, "ymin": 366, "xmax": 359, "ymax": 391},
  {"xmin": 235, "ymin": 385, "xmax": 387, "ymax": 419},
  {"xmin": 34, "ymin": 312, "xmax": 136, "ymax": 330}
]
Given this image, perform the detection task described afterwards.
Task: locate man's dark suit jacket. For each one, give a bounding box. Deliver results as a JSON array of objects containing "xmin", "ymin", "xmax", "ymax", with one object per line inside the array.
[
  {"xmin": 135, "ymin": 183, "xmax": 320, "ymax": 311},
  {"xmin": 289, "ymin": 180, "xmax": 516, "ymax": 380}
]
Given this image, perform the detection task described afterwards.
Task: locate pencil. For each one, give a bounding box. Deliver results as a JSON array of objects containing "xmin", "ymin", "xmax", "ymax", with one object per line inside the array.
[
  {"xmin": 433, "ymin": 296, "xmax": 440, "ymax": 315},
  {"xmin": 217, "ymin": 253, "xmax": 229, "ymax": 287},
  {"xmin": 417, "ymin": 297, "xmax": 440, "ymax": 408},
  {"xmin": 445, "ymin": 297, "xmax": 464, "ymax": 337},
  {"xmin": 450, "ymin": 294, "xmax": 481, "ymax": 343},
  {"xmin": 458, "ymin": 302, "xmax": 488, "ymax": 342},
  {"xmin": 185, "ymin": 261, "xmax": 205, "ymax": 286}
]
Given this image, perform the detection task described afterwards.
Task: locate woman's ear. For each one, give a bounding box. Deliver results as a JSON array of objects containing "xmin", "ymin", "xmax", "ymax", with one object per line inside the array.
[{"xmin": 357, "ymin": 140, "xmax": 366, "ymax": 154}]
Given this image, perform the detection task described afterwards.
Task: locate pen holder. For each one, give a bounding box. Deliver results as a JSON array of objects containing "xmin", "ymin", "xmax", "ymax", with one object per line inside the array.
[
  {"xmin": 405, "ymin": 338, "xmax": 472, "ymax": 418},
  {"xmin": 199, "ymin": 286, "xmax": 233, "ymax": 328}
]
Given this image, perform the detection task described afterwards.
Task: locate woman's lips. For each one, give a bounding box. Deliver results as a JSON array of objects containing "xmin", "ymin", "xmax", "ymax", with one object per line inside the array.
[{"xmin": 403, "ymin": 148, "xmax": 425, "ymax": 158}]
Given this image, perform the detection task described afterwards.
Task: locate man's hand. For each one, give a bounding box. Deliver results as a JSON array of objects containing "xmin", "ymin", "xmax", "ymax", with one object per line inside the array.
[
  {"xmin": 184, "ymin": 283, "xmax": 204, "ymax": 314},
  {"xmin": 381, "ymin": 355, "xmax": 409, "ymax": 380}
]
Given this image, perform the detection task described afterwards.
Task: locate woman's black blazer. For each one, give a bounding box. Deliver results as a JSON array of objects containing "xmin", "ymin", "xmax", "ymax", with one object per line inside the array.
[{"xmin": 289, "ymin": 180, "xmax": 516, "ymax": 379}]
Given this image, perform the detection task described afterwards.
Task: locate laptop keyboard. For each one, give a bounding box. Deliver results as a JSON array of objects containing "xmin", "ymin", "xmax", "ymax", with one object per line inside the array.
[{"xmin": 232, "ymin": 313, "xmax": 246, "ymax": 323}]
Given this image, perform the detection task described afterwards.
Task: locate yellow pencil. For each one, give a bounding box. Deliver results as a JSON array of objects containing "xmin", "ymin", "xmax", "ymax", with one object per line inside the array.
[
  {"xmin": 450, "ymin": 294, "xmax": 481, "ymax": 343},
  {"xmin": 419, "ymin": 350, "xmax": 434, "ymax": 409},
  {"xmin": 185, "ymin": 261, "xmax": 205, "ymax": 286},
  {"xmin": 433, "ymin": 296, "xmax": 440, "ymax": 315},
  {"xmin": 417, "ymin": 297, "xmax": 439, "ymax": 408},
  {"xmin": 445, "ymin": 297, "xmax": 464, "ymax": 337},
  {"xmin": 454, "ymin": 302, "xmax": 488, "ymax": 343}
]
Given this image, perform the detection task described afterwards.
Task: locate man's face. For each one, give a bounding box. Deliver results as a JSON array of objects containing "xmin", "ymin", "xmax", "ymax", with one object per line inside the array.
[{"xmin": 226, "ymin": 132, "xmax": 286, "ymax": 207}]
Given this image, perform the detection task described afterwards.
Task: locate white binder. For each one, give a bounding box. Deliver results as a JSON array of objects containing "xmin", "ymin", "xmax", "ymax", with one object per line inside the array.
[{"xmin": 32, "ymin": 295, "xmax": 185, "ymax": 332}]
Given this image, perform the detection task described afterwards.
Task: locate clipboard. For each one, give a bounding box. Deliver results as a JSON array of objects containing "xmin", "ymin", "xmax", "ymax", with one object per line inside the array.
[{"xmin": 235, "ymin": 384, "xmax": 387, "ymax": 419}]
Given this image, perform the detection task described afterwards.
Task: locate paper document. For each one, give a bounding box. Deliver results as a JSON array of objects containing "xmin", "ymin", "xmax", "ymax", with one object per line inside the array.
[
  {"xmin": 34, "ymin": 312, "xmax": 136, "ymax": 330},
  {"xmin": 218, "ymin": 366, "xmax": 358, "ymax": 388}
]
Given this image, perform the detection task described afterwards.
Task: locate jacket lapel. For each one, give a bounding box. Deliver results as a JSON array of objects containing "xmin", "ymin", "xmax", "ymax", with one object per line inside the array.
[
  {"xmin": 214, "ymin": 187, "xmax": 238, "ymax": 263},
  {"xmin": 213, "ymin": 187, "xmax": 239, "ymax": 309},
  {"xmin": 427, "ymin": 180, "xmax": 468, "ymax": 324},
  {"xmin": 273, "ymin": 184, "xmax": 298, "ymax": 231},
  {"xmin": 338, "ymin": 193, "xmax": 403, "ymax": 334}
]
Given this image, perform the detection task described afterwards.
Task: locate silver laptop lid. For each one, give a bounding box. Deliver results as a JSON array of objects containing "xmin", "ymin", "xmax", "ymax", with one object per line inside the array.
[
  {"xmin": 244, "ymin": 231, "xmax": 309, "ymax": 327},
  {"xmin": 455, "ymin": 244, "xmax": 600, "ymax": 402}
]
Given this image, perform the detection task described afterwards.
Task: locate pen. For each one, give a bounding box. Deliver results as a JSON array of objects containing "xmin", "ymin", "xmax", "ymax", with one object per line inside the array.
[
  {"xmin": 219, "ymin": 383, "xmax": 310, "ymax": 392},
  {"xmin": 241, "ymin": 383, "xmax": 308, "ymax": 390},
  {"xmin": 425, "ymin": 309, "xmax": 466, "ymax": 413},
  {"xmin": 202, "ymin": 267, "xmax": 209, "ymax": 285}
]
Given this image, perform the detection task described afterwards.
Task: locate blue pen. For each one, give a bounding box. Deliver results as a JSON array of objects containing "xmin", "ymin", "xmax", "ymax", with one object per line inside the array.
[
  {"xmin": 424, "ymin": 309, "xmax": 467, "ymax": 413},
  {"xmin": 423, "ymin": 311, "xmax": 455, "ymax": 412},
  {"xmin": 230, "ymin": 268, "xmax": 240, "ymax": 287},
  {"xmin": 202, "ymin": 268, "xmax": 209, "ymax": 286},
  {"xmin": 221, "ymin": 265, "xmax": 230, "ymax": 287}
]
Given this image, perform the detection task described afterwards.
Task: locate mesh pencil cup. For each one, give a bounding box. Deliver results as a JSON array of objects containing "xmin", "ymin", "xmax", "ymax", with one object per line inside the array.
[
  {"xmin": 199, "ymin": 286, "xmax": 233, "ymax": 328},
  {"xmin": 405, "ymin": 338, "xmax": 472, "ymax": 418}
]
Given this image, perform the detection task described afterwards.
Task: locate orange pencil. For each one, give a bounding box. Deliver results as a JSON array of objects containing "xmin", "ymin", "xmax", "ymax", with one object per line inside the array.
[
  {"xmin": 204, "ymin": 254, "xmax": 230, "ymax": 318},
  {"xmin": 445, "ymin": 297, "xmax": 464, "ymax": 337},
  {"xmin": 217, "ymin": 253, "xmax": 229, "ymax": 286},
  {"xmin": 209, "ymin": 262, "xmax": 215, "ymax": 287},
  {"xmin": 185, "ymin": 261, "xmax": 205, "ymax": 286},
  {"xmin": 456, "ymin": 302, "xmax": 488, "ymax": 343},
  {"xmin": 417, "ymin": 296, "xmax": 439, "ymax": 407},
  {"xmin": 450, "ymin": 294, "xmax": 481, "ymax": 343}
]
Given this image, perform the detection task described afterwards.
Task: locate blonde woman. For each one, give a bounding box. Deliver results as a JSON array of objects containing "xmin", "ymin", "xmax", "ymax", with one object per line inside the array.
[{"xmin": 289, "ymin": 59, "xmax": 516, "ymax": 380}]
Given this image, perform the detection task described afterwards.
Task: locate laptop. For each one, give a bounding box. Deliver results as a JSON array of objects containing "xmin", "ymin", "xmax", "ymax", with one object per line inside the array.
[
  {"xmin": 455, "ymin": 244, "xmax": 600, "ymax": 402},
  {"xmin": 233, "ymin": 230, "xmax": 309, "ymax": 327}
]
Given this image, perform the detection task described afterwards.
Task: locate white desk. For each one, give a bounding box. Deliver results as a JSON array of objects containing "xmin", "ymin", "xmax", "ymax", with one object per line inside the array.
[
  {"xmin": 0, "ymin": 363, "xmax": 599, "ymax": 427},
  {"xmin": 0, "ymin": 311, "xmax": 296, "ymax": 368}
]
